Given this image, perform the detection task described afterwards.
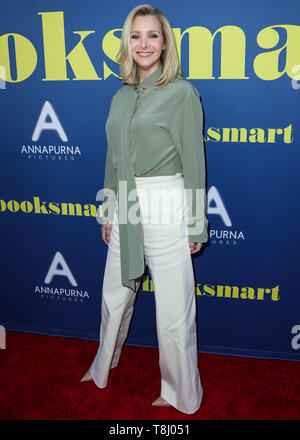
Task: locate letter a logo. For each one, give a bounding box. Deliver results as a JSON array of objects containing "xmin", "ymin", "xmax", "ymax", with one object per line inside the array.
[
  {"xmin": 32, "ymin": 101, "xmax": 68, "ymax": 141},
  {"xmin": 208, "ymin": 186, "xmax": 232, "ymax": 226},
  {"xmin": 45, "ymin": 251, "xmax": 77, "ymax": 286}
]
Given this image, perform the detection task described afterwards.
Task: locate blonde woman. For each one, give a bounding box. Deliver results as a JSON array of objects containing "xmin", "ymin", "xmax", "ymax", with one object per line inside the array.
[{"xmin": 81, "ymin": 4, "xmax": 208, "ymax": 415}]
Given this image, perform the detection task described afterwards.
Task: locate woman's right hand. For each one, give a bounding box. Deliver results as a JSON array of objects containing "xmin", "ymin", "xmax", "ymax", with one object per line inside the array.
[{"xmin": 102, "ymin": 221, "xmax": 112, "ymax": 246}]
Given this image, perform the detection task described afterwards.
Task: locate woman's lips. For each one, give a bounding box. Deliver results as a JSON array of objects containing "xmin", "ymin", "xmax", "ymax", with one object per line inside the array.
[{"xmin": 137, "ymin": 52, "xmax": 153, "ymax": 57}]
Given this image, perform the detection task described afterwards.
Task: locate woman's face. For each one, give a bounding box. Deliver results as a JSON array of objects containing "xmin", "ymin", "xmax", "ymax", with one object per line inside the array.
[{"xmin": 130, "ymin": 14, "xmax": 165, "ymax": 75}]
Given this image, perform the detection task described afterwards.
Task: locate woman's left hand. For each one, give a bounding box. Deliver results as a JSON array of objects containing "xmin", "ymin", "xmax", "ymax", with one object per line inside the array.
[{"xmin": 189, "ymin": 242, "xmax": 203, "ymax": 254}]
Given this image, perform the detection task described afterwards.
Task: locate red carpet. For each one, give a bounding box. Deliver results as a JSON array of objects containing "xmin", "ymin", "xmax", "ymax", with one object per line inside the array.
[{"xmin": 1, "ymin": 330, "xmax": 299, "ymax": 420}]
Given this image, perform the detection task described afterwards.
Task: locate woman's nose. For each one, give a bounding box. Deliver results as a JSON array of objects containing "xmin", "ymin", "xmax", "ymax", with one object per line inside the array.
[{"xmin": 140, "ymin": 37, "xmax": 148, "ymax": 48}]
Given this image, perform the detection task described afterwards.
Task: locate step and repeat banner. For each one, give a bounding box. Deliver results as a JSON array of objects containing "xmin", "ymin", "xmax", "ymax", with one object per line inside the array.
[{"xmin": 1, "ymin": 0, "xmax": 299, "ymax": 361}]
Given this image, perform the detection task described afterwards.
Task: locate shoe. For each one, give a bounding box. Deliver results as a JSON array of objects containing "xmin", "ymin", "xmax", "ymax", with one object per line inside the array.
[
  {"xmin": 152, "ymin": 396, "xmax": 171, "ymax": 407},
  {"xmin": 80, "ymin": 368, "xmax": 93, "ymax": 383}
]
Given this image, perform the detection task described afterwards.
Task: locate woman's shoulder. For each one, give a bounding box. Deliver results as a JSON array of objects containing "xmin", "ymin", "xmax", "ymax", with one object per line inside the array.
[
  {"xmin": 111, "ymin": 83, "xmax": 131, "ymax": 100},
  {"xmin": 168, "ymin": 76, "xmax": 200, "ymax": 98}
]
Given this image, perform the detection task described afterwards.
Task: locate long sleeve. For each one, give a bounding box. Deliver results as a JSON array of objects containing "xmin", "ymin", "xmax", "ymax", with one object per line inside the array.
[
  {"xmin": 170, "ymin": 84, "xmax": 209, "ymax": 243},
  {"xmin": 102, "ymin": 135, "xmax": 117, "ymax": 224}
]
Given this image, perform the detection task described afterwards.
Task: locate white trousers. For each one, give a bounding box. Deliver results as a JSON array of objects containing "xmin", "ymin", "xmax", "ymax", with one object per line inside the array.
[{"xmin": 89, "ymin": 172, "xmax": 203, "ymax": 414}]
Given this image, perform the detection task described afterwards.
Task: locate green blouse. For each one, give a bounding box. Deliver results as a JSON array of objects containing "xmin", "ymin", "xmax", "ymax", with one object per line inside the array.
[{"xmin": 102, "ymin": 64, "xmax": 208, "ymax": 292}]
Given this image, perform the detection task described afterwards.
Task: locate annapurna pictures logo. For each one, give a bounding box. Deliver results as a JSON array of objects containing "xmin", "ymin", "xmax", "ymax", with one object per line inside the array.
[
  {"xmin": 34, "ymin": 251, "xmax": 90, "ymax": 303},
  {"xmin": 21, "ymin": 101, "xmax": 82, "ymax": 160}
]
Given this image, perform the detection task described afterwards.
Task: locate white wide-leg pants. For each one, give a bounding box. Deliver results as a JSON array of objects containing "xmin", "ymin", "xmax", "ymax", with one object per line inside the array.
[{"xmin": 89, "ymin": 172, "xmax": 203, "ymax": 414}]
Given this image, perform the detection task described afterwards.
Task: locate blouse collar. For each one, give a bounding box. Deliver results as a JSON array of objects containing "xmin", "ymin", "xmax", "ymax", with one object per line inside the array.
[{"xmin": 135, "ymin": 64, "xmax": 163, "ymax": 93}]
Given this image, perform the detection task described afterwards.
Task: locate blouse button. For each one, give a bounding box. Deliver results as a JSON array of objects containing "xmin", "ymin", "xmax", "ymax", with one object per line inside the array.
[{"xmin": 142, "ymin": 87, "xmax": 148, "ymax": 94}]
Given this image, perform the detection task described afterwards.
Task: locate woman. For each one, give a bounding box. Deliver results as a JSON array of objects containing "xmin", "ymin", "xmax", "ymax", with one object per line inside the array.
[{"xmin": 81, "ymin": 4, "xmax": 209, "ymax": 415}]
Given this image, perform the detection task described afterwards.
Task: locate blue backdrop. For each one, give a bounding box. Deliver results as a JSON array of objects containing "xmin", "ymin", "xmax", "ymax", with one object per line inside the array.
[{"xmin": 1, "ymin": 0, "xmax": 300, "ymax": 361}]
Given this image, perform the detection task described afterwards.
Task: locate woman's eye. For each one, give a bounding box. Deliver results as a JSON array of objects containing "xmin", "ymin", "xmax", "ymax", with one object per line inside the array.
[{"xmin": 130, "ymin": 34, "xmax": 158, "ymax": 39}]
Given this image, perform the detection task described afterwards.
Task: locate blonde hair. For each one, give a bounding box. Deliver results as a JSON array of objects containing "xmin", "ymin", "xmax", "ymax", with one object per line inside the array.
[{"xmin": 117, "ymin": 4, "xmax": 182, "ymax": 85}]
